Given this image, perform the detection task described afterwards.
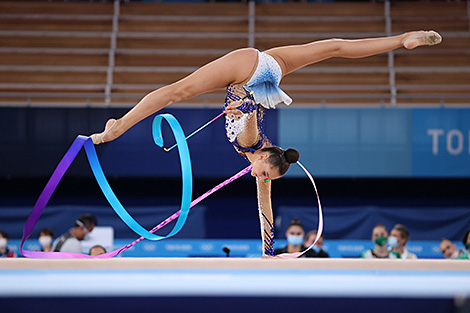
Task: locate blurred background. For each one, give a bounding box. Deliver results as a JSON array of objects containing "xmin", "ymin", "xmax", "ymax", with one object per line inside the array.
[{"xmin": 0, "ymin": 0, "xmax": 469, "ymax": 258}]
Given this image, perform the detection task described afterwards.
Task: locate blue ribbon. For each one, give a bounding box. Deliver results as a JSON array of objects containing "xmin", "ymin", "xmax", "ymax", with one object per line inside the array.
[
  {"xmin": 84, "ymin": 113, "xmax": 192, "ymax": 240},
  {"xmin": 23, "ymin": 113, "xmax": 192, "ymax": 244}
]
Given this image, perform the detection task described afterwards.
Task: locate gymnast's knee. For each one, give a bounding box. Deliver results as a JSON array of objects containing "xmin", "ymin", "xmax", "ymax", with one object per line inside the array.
[{"xmin": 328, "ymin": 38, "xmax": 346, "ymax": 57}]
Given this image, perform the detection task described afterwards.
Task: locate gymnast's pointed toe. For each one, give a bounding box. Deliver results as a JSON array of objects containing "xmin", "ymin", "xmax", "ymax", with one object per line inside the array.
[
  {"xmin": 425, "ymin": 30, "xmax": 442, "ymax": 46},
  {"xmin": 90, "ymin": 133, "xmax": 103, "ymax": 145},
  {"xmin": 404, "ymin": 30, "xmax": 442, "ymax": 49}
]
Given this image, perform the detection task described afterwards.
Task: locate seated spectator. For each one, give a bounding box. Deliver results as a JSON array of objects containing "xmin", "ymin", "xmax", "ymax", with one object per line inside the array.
[
  {"xmin": 459, "ymin": 229, "xmax": 470, "ymax": 260},
  {"xmin": 274, "ymin": 218, "xmax": 316, "ymax": 257},
  {"xmin": 52, "ymin": 213, "xmax": 97, "ymax": 253},
  {"xmin": 0, "ymin": 231, "xmax": 16, "ymax": 258},
  {"xmin": 439, "ymin": 238, "xmax": 465, "ymax": 259},
  {"xmin": 89, "ymin": 245, "xmax": 107, "ymax": 256},
  {"xmin": 360, "ymin": 224, "xmax": 399, "ymax": 259},
  {"xmin": 38, "ymin": 228, "xmax": 54, "ymax": 252},
  {"xmin": 304, "ymin": 230, "xmax": 329, "ymax": 258},
  {"xmin": 389, "ymin": 224, "xmax": 418, "ymax": 259}
]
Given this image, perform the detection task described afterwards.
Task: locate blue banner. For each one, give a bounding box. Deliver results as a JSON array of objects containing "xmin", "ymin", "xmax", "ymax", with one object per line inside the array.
[
  {"xmin": 412, "ymin": 109, "xmax": 470, "ymax": 177},
  {"xmin": 279, "ymin": 108, "xmax": 470, "ymax": 177}
]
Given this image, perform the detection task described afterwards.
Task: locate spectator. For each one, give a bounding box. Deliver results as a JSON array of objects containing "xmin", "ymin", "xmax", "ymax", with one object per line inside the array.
[
  {"xmin": 52, "ymin": 213, "xmax": 97, "ymax": 253},
  {"xmin": 439, "ymin": 238, "xmax": 465, "ymax": 259},
  {"xmin": 0, "ymin": 231, "xmax": 16, "ymax": 258},
  {"xmin": 274, "ymin": 218, "xmax": 316, "ymax": 257},
  {"xmin": 360, "ymin": 224, "xmax": 399, "ymax": 259},
  {"xmin": 462, "ymin": 229, "xmax": 470, "ymax": 251},
  {"xmin": 458, "ymin": 229, "xmax": 470, "ymax": 260},
  {"xmin": 389, "ymin": 224, "xmax": 417, "ymax": 259},
  {"xmin": 38, "ymin": 228, "xmax": 54, "ymax": 252},
  {"xmin": 304, "ymin": 230, "xmax": 329, "ymax": 258},
  {"xmin": 89, "ymin": 245, "xmax": 107, "ymax": 256}
]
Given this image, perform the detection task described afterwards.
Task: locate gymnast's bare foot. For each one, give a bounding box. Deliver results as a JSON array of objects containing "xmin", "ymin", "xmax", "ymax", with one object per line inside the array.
[
  {"xmin": 90, "ymin": 118, "xmax": 119, "ymax": 145},
  {"xmin": 403, "ymin": 30, "xmax": 442, "ymax": 49}
]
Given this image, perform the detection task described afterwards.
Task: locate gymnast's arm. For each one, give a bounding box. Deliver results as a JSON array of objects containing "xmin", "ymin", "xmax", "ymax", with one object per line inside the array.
[{"xmin": 256, "ymin": 178, "xmax": 276, "ymax": 257}]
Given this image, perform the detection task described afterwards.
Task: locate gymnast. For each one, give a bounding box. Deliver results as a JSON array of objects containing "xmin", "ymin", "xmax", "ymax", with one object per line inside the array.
[{"xmin": 91, "ymin": 31, "xmax": 441, "ymax": 257}]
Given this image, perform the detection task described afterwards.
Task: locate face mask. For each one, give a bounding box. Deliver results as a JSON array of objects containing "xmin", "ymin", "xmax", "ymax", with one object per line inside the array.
[
  {"xmin": 449, "ymin": 250, "xmax": 460, "ymax": 259},
  {"xmin": 0, "ymin": 238, "xmax": 7, "ymax": 249},
  {"xmin": 312, "ymin": 245, "xmax": 320, "ymax": 253},
  {"xmin": 388, "ymin": 236, "xmax": 399, "ymax": 248},
  {"xmin": 39, "ymin": 236, "xmax": 52, "ymax": 247},
  {"xmin": 375, "ymin": 236, "xmax": 387, "ymax": 247},
  {"xmin": 287, "ymin": 235, "xmax": 304, "ymax": 246}
]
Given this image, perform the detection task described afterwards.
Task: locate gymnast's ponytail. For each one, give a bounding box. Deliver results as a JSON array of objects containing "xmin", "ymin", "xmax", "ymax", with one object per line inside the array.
[{"xmin": 262, "ymin": 146, "xmax": 299, "ymax": 176}]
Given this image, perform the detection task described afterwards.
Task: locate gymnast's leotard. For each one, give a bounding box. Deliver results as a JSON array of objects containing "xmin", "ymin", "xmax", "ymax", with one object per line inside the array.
[{"xmin": 224, "ymin": 50, "xmax": 292, "ymax": 155}]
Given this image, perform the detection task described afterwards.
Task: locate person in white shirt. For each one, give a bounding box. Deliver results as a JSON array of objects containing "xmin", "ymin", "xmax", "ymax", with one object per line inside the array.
[
  {"xmin": 52, "ymin": 213, "xmax": 97, "ymax": 253},
  {"xmin": 389, "ymin": 224, "xmax": 418, "ymax": 259}
]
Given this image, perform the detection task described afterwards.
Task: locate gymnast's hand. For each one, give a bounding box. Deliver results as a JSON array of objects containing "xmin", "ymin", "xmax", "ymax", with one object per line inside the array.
[{"xmin": 224, "ymin": 100, "xmax": 244, "ymax": 118}]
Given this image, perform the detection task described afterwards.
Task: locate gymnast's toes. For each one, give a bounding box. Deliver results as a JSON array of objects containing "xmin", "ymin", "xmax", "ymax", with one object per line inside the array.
[
  {"xmin": 90, "ymin": 133, "xmax": 103, "ymax": 145},
  {"xmin": 404, "ymin": 30, "xmax": 442, "ymax": 49}
]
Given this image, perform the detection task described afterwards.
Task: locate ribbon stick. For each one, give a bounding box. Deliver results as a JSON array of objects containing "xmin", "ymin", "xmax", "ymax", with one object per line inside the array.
[
  {"xmin": 164, "ymin": 111, "xmax": 225, "ymax": 152},
  {"xmin": 163, "ymin": 91, "xmax": 254, "ymax": 152}
]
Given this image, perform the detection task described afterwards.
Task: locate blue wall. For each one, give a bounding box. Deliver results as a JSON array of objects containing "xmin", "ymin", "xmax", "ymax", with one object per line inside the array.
[
  {"xmin": 0, "ymin": 107, "xmax": 470, "ymax": 178},
  {"xmin": 3, "ymin": 107, "xmax": 469, "ymax": 179},
  {"xmin": 0, "ymin": 107, "xmax": 277, "ymax": 178},
  {"xmin": 279, "ymin": 108, "xmax": 470, "ymax": 178}
]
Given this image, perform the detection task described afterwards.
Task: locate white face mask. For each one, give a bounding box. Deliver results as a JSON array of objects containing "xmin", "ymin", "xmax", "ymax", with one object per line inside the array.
[
  {"xmin": 39, "ymin": 236, "xmax": 52, "ymax": 247},
  {"xmin": 0, "ymin": 238, "xmax": 7, "ymax": 249},
  {"xmin": 449, "ymin": 250, "xmax": 460, "ymax": 259}
]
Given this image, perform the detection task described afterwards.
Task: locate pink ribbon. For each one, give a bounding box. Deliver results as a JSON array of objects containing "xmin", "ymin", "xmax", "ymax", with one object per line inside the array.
[
  {"xmin": 277, "ymin": 161, "xmax": 324, "ymax": 259},
  {"xmin": 21, "ymin": 162, "xmax": 252, "ymax": 259}
]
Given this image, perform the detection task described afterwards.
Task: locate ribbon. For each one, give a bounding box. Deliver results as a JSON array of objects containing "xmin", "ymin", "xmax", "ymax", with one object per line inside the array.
[
  {"xmin": 277, "ymin": 161, "xmax": 324, "ymax": 259},
  {"xmin": 20, "ymin": 113, "xmax": 194, "ymax": 258}
]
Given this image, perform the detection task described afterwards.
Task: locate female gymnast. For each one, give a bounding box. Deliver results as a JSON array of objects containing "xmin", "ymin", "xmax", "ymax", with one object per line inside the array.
[{"xmin": 91, "ymin": 30, "xmax": 441, "ymax": 257}]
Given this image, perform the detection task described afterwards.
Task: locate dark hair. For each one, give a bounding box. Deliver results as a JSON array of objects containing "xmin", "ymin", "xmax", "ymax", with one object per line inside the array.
[
  {"xmin": 287, "ymin": 218, "xmax": 304, "ymax": 231},
  {"xmin": 262, "ymin": 146, "xmax": 299, "ymax": 176},
  {"xmin": 462, "ymin": 229, "xmax": 470, "ymax": 246},
  {"xmin": 39, "ymin": 228, "xmax": 54, "ymax": 238},
  {"xmin": 75, "ymin": 213, "xmax": 98, "ymax": 229},
  {"xmin": 89, "ymin": 245, "xmax": 107, "ymax": 255},
  {"xmin": 392, "ymin": 224, "xmax": 410, "ymax": 241},
  {"xmin": 0, "ymin": 231, "xmax": 8, "ymax": 239}
]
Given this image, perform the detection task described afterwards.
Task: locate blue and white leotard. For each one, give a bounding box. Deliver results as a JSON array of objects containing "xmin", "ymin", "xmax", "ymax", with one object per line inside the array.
[
  {"xmin": 244, "ymin": 50, "xmax": 292, "ymax": 109},
  {"xmin": 224, "ymin": 50, "xmax": 292, "ymax": 155}
]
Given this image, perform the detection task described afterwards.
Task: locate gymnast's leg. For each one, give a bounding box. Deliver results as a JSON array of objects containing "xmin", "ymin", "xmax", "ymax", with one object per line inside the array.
[
  {"xmin": 91, "ymin": 48, "xmax": 258, "ymax": 144},
  {"xmin": 266, "ymin": 31, "xmax": 441, "ymax": 75}
]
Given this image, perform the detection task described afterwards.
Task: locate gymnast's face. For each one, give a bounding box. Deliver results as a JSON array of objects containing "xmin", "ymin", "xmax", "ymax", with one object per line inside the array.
[{"xmin": 251, "ymin": 153, "xmax": 281, "ymax": 182}]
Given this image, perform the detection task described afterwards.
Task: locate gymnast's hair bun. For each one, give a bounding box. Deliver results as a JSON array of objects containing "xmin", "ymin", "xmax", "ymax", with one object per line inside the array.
[{"xmin": 284, "ymin": 148, "xmax": 299, "ymax": 164}]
